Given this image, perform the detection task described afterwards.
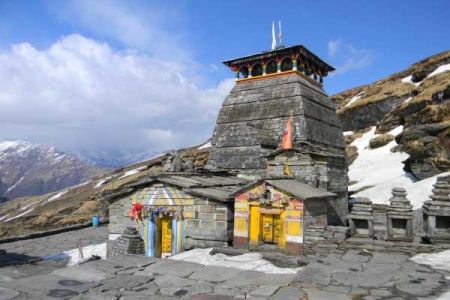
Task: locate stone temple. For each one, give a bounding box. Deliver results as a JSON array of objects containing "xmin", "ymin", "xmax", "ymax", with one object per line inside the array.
[
  {"xmin": 207, "ymin": 45, "xmax": 348, "ymax": 225},
  {"xmin": 108, "ymin": 43, "xmax": 349, "ymax": 258}
]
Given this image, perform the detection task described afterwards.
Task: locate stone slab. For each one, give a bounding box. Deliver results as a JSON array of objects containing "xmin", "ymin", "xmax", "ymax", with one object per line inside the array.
[
  {"xmin": 144, "ymin": 260, "xmax": 204, "ymax": 277},
  {"xmin": 189, "ymin": 266, "xmax": 242, "ymax": 282}
]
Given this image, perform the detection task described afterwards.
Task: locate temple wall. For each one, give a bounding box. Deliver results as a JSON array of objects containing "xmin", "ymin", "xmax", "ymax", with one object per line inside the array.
[
  {"xmin": 108, "ymin": 186, "xmax": 234, "ymax": 256},
  {"xmin": 183, "ymin": 199, "xmax": 234, "ymax": 249},
  {"xmin": 207, "ymin": 73, "xmax": 348, "ymax": 225}
]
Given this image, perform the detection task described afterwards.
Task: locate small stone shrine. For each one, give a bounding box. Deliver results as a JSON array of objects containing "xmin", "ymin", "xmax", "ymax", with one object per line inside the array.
[
  {"xmin": 232, "ymin": 178, "xmax": 336, "ymax": 255},
  {"xmin": 423, "ymin": 176, "xmax": 450, "ymax": 243},
  {"xmin": 109, "ymin": 226, "xmax": 145, "ymax": 257},
  {"xmin": 386, "ymin": 187, "xmax": 413, "ymax": 242},
  {"xmin": 347, "ymin": 197, "xmax": 374, "ymax": 238}
]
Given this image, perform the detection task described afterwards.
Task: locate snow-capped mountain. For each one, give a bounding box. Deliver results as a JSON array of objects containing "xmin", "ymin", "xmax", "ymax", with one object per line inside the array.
[
  {"xmin": 76, "ymin": 148, "xmax": 164, "ymax": 169},
  {"xmin": 0, "ymin": 140, "xmax": 106, "ymax": 201}
]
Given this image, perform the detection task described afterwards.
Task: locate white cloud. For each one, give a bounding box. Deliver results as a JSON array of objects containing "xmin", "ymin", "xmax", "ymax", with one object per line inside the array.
[
  {"xmin": 50, "ymin": 0, "xmax": 189, "ymax": 61},
  {"xmin": 327, "ymin": 39, "xmax": 374, "ymax": 75},
  {"xmin": 0, "ymin": 34, "xmax": 234, "ymax": 156}
]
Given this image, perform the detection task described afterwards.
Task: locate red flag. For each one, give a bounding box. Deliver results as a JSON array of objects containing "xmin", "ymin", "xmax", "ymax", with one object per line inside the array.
[{"xmin": 281, "ymin": 114, "xmax": 293, "ymax": 150}]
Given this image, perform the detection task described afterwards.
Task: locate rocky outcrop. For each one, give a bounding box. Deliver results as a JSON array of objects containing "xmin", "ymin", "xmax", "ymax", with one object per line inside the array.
[
  {"xmin": 369, "ymin": 134, "xmax": 394, "ymax": 149},
  {"xmin": 395, "ymin": 123, "xmax": 450, "ymax": 179},
  {"xmin": 346, "ymin": 145, "xmax": 358, "ymax": 165},
  {"xmin": 339, "ymin": 96, "xmax": 407, "ymax": 131},
  {"xmin": 333, "ymin": 50, "xmax": 450, "ymax": 180}
]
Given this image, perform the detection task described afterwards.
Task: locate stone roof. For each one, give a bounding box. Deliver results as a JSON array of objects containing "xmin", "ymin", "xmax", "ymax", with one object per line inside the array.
[
  {"xmin": 266, "ymin": 179, "xmax": 336, "ymax": 200},
  {"xmin": 153, "ymin": 174, "xmax": 247, "ymax": 189},
  {"xmin": 186, "ymin": 186, "xmax": 243, "ymax": 203},
  {"xmin": 232, "ymin": 178, "xmax": 336, "ymax": 201}
]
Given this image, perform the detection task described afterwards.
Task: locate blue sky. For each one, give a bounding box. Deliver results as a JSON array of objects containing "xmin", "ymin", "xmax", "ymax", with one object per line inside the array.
[{"xmin": 0, "ymin": 0, "xmax": 449, "ymax": 161}]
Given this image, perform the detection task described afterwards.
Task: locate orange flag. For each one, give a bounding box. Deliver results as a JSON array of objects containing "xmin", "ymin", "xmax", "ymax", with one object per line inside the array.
[{"xmin": 281, "ymin": 114, "xmax": 293, "ymax": 150}]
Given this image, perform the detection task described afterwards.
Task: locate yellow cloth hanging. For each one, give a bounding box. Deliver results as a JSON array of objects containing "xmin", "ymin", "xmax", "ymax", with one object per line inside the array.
[{"xmin": 284, "ymin": 158, "xmax": 291, "ymax": 176}]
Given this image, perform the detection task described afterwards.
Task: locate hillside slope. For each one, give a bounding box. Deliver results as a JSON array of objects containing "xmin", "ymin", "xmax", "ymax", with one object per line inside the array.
[
  {"xmin": 0, "ymin": 143, "xmax": 210, "ymax": 238},
  {"xmin": 0, "ymin": 141, "xmax": 106, "ymax": 201},
  {"xmin": 333, "ymin": 50, "xmax": 450, "ymax": 180}
]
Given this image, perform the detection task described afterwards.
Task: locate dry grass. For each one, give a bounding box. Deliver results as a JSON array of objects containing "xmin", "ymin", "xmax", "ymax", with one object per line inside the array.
[{"xmin": 333, "ymin": 50, "xmax": 450, "ymax": 112}]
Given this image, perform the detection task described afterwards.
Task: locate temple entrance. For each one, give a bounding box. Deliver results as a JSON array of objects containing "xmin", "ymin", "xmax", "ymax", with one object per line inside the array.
[
  {"xmin": 158, "ymin": 216, "xmax": 172, "ymax": 258},
  {"xmin": 261, "ymin": 214, "xmax": 281, "ymax": 244}
]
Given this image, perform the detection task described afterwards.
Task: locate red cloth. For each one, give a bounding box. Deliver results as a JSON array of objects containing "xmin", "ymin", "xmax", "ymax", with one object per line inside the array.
[
  {"xmin": 281, "ymin": 115, "xmax": 293, "ymax": 150},
  {"xmin": 130, "ymin": 203, "xmax": 143, "ymax": 221}
]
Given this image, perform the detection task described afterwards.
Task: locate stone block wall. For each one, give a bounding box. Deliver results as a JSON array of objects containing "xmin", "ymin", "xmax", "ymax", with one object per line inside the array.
[
  {"xmin": 109, "ymin": 198, "xmax": 136, "ymax": 238},
  {"xmin": 267, "ymin": 151, "xmax": 348, "ymax": 226},
  {"xmin": 183, "ymin": 199, "xmax": 234, "ymax": 249},
  {"xmin": 207, "ymin": 73, "xmax": 347, "ymax": 176}
]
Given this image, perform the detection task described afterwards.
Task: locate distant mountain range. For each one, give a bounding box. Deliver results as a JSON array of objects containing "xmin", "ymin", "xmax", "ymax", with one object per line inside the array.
[
  {"xmin": 76, "ymin": 148, "xmax": 162, "ymax": 169},
  {"xmin": 0, "ymin": 140, "xmax": 106, "ymax": 201}
]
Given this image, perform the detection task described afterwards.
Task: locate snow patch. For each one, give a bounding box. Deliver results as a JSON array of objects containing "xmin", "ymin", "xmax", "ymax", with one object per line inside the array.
[
  {"xmin": 411, "ymin": 250, "xmax": 450, "ymax": 274},
  {"xmin": 0, "ymin": 141, "xmax": 22, "ymax": 152},
  {"xmin": 5, "ymin": 208, "xmax": 34, "ymax": 222},
  {"xmin": 109, "ymin": 234, "xmax": 121, "ymax": 240},
  {"xmin": 118, "ymin": 166, "xmax": 146, "ymax": 179},
  {"xmin": 0, "ymin": 214, "xmax": 9, "ymax": 222},
  {"xmin": 428, "ymin": 63, "xmax": 450, "ymax": 78},
  {"xmin": 4, "ymin": 176, "xmax": 25, "ymax": 194},
  {"xmin": 70, "ymin": 180, "xmax": 91, "ymax": 189},
  {"xmin": 437, "ymin": 291, "xmax": 450, "ymax": 300},
  {"xmin": 170, "ymin": 248, "xmax": 301, "ymax": 274},
  {"xmin": 403, "ymin": 96, "xmax": 413, "ymax": 104},
  {"xmin": 95, "ymin": 176, "xmax": 111, "ymax": 188},
  {"xmin": 401, "ymin": 75, "xmax": 421, "ymax": 86},
  {"xmin": 412, "ymin": 250, "xmax": 450, "ymax": 299},
  {"xmin": 20, "ymin": 202, "xmax": 36, "ymax": 211},
  {"xmin": 343, "ymin": 131, "xmax": 354, "ymax": 136},
  {"xmin": 47, "ymin": 190, "xmax": 68, "ymax": 203},
  {"xmin": 349, "ymin": 126, "xmax": 413, "ymax": 201},
  {"xmin": 198, "ymin": 141, "xmax": 212, "ymax": 150},
  {"xmin": 44, "ymin": 242, "xmax": 107, "ymax": 266},
  {"xmin": 345, "ymin": 91, "xmax": 365, "ymax": 107},
  {"xmin": 349, "ymin": 126, "xmax": 450, "ymax": 209}
]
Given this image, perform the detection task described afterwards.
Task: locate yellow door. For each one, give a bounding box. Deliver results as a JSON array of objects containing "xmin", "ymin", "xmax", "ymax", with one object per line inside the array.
[
  {"xmin": 161, "ymin": 217, "xmax": 172, "ymax": 254},
  {"xmin": 249, "ymin": 205, "xmax": 261, "ymax": 244},
  {"xmin": 273, "ymin": 214, "xmax": 281, "ymax": 244},
  {"xmin": 262, "ymin": 214, "xmax": 274, "ymax": 243},
  {"xmin": 262, "ymin": 214, "xmax": 281, "ymax": 244}
]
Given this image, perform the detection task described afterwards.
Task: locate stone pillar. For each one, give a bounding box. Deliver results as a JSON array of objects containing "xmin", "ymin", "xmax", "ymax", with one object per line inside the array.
[
  {"xmin": 109, "ymin": 226, "xmax": 145, "ymax": 257},
  {"xmin": 422, "ymin": 176, "xmax": 450, "ymax": 243},
  {"xmin": 248, "ymin": 66, "xmax": 253, "ymax": 78},
  {"xmin": 347, "ymin": 197, "xmax": 374, "ymax": 238},
  {"xmin": 262, "ymin": 64, "xmax": 267, "ymax": 75},
  {"xmin": 386, "ymin": 187, "xmax": 414, "ymax": 242},
  {"xmin": 277, "ymin": 61, "xmax": 281, "ymax": 73},
  {"xmin": 293, "ymin": 59, "xmax": 298, "ymax": 71}
]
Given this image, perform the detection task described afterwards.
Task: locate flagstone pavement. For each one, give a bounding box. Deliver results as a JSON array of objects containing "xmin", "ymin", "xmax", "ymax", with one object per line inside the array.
[{"xmin": 0, "ymin": 227, "xmax": 450, "ymax": 299}]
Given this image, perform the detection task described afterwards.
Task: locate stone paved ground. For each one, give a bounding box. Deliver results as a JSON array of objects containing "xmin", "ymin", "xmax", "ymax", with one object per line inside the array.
[
  {"xmin": 0, "ymin": 226, "xmax": 108, "ymax": 258},
  {"xmin": 0, "ymin": 228, "xmax": 450, "ymax": 299}
]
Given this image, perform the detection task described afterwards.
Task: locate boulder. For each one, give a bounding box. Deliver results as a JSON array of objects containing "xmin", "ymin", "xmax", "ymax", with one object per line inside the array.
[
  {"xmin": 369, "ymin": 134, "xmax": 394, "ymax": 149},
  {"xmin": 346, "ymin": 146, "xmax": 358, "ymax": 165}
]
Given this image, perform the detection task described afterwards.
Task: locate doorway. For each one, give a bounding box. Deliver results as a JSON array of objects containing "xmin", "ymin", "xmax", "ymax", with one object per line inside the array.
[
  {"xmin": 261, "ymin": 214, "xmax": 281, "ymax": 244},
  {"xmin": 157, "ymin": 216, "xmax": 172, "ymax": 258}
]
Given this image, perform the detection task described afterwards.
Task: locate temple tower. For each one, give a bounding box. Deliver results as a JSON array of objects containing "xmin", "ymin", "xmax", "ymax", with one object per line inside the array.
[{"xmin": 207, "ymin": 44, "xmax": 348, "ymax": 225}]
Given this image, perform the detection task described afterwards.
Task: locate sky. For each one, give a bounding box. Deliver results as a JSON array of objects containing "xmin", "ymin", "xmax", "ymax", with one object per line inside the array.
[{"xmin": 0, "ymin": 0, "xmax": 449, "ymax": 163}]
